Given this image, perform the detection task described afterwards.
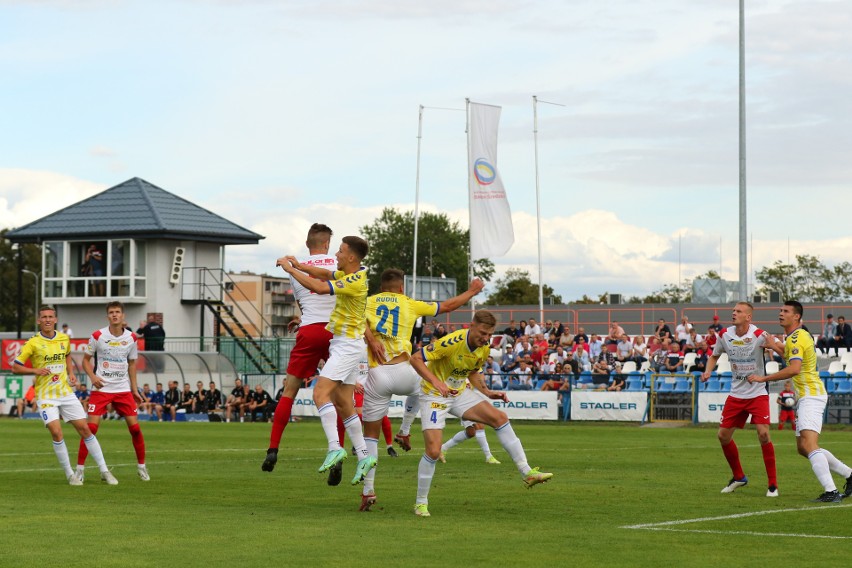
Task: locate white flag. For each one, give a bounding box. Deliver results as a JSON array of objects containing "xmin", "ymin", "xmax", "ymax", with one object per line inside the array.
[{"xmin": 468, "ymin": 101, "xmax": 514, "ymax": 260}]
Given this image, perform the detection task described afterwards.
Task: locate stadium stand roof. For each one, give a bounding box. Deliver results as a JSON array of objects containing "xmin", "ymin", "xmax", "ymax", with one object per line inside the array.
[{"xmin": 5, "ymin": 177, "xmax": 263, "ymax": 245}]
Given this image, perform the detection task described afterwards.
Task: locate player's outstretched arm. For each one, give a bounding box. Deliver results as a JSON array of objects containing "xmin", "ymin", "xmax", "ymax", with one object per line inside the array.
[
  {"xmin": 748, "ymin": 359, "xmax": 800, "ymax": 384},
  {"xmin": 277, "ymin": 255, "xmax": 335, "ymax": 281},
  {"xmin": 437, "ymin": 277, "xmax": 485, "ymax": 314},
  {"xmin": 11, "ymin": 362, "xmax": 49, "ymax": 376},
  {"xmin": 277, "ymin": 258, "xmax": 331, "ymax": 295}
]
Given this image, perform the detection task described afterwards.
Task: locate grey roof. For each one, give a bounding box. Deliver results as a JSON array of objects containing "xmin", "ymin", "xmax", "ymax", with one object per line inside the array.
[{"xmin": 6, "ymin": 177, "xmax": 264, "ymax": 245}]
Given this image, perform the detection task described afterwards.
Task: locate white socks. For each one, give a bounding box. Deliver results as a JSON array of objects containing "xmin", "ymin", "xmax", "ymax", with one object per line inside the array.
[
  {"xmin": 820, "ymin": 449, "xmax": 852, "ymax": 479},
  {"xmin": 808, "ymin": 449, "xmax": 836, "ymax": 492},
  {"xmin": 441, "ymin": 430, "xmax": 470, "ymax": 452},
  {"xmin": 399, "ymin": 395, "xmax": 420, "ymax": 436},
  {"xmin": 53, "ymin": 440, "xmax": 73, "ymax": 478},
  {"xmin": 475, "ymin": 429, "xmax": 494, "ymax": 459},
  {"xmin": 83, "ymin": 435, "xmax": 109, "ymax": 473},
  {"xmin": 495, "ymin": 422, "xmax": 530, "ymax": 475},
  {"xmin": 416, "ymin": 454, "xmax": 437, "ymax": 504},
  {"xmin": 318, "ymin": 403, "xmax": 341, "ymax": 451},
  {"xmin": 362, "ymin": 437, "xmax": 379, "ymax": 495},
  {"xmin": 343, "ymin": 414, "xmax": 368, "ymax": 459}
]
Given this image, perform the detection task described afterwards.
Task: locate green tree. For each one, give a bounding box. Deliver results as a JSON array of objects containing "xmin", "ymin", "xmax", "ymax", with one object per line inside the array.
[
  {"xmin": 360, "ymin": 208, "xmax": 495, "ymax": 294},
  {"xmin": 0, "ymin": 229, "xmax": 42, "ymax": 332},
  {"xmin": 755, "ymin": 254, "xmax": 850, "ymax": 302},
  {"xmin": 483, "ymin": 268, "xmax": 563, "ymax": 305}
]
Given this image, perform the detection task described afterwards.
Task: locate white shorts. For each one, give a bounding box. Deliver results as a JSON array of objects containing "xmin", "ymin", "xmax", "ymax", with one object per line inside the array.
[
  {"xmin": 420, "ymin": 388, "xmax": 489, "ymax": 430},
  {"xmin": 362, "ymin": 362, "xmax": 421, "ymax": 422},
  {"xmin": 320, "ymin": 337, "xmax": 367, "ymax": 386},
  {"xmin": 795, "ymin": 395, "xmax": 827, "ymax": 437},
  {"xmin": 461, "ymin": 419, "xmax": 476, "ymax": 428},
  {"xmin": 37, "ymin": 393, "xmax": 87, "ymax": 426}
]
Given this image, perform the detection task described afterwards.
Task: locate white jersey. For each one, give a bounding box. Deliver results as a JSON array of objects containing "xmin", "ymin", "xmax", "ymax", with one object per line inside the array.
[
  {"xmin": 86, "ymin": 327, "xmax": 138, "ymax": 394},
  {"xmin": 291, "ymin": 253, "xmax": 336, "ymax": 326},
  {"xmin": 713, "ymin": 324, "xmax": 769, "ymax": 399}
]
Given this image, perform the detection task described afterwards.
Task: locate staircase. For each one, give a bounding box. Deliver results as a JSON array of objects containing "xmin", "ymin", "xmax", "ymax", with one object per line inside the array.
[{"xmin": 181, "ymin": 268, "xmax": 279, "ymax": 374}]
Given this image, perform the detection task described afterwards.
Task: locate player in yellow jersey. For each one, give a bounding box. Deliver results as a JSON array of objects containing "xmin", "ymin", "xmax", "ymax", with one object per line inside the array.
[
  {"xmin": 357, "ymin": 268, "xmax": 484, "ymax": 511},
  {"xmin": 749, "ymin": 301, "xmax": 852, "ymax": 502},
  {"xmin": 409, "ymin": 310, "xmax": 552, "ymax": 517},
  {"xmin": 12, "ymin": 305, "xmax": 117, "ymax": 486},
  {"xmin": 277, "ymin": 235, "xmax": 376, "ymax": 486}
]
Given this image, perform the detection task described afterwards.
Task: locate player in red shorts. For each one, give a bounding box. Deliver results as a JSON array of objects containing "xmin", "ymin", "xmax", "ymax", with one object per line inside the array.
[
  {"xmin": 261, "ymin": 223, "xmax": 339, "ymax": 479},
  {"xmin": 701, "ymin": 302, "xmax": 785, "ymax": 497},
  {"xmin": 75, "ymin": 301, "xmax": 148, "ymax": 482}
]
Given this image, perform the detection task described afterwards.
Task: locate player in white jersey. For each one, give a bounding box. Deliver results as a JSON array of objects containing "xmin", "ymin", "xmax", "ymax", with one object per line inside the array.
[
  {"xmin": 12, "ymin": 305, "xmax": 116, "ymax": 485},
  {"xmin": 262, "ymin": 223, "xmax": 338, "ymax": 476},
  {"xmin": 701, "ymin": 302, "xmax": 784, "ymax": 497},
  {"xmin": 358, "ymin": 269, "xmax": 483, "ymax": 511},
  {"xmin": 75, "ymin": 301, "xmax": 148, "ymax": 482}
]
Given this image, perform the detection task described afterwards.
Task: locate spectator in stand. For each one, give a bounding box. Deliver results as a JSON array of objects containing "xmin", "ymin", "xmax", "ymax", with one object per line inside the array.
[
  {"xmin": 553, "ymin": 320, "xmax": 565, "ymax": 338},
  {"xmin": 163, "ymin": 380, "xmax": 180, "ymax": 422},
  {"xmin": 691, "ymin": 350, "xmax": 708, "ymax": 373},
  {"xmin": 149, "ymin": 383, "xmax": 165, "ymax": 422},
  {"xmin": 433, "ymin": 323, "xmax": 447, "ymax": 340},
  {"xmin": 514, "ymin": 338, "xmax": 532, "ymax": 359},
  {"xmin": 178, "ymin": 383, "xmax": 195, "ymax": 413},
  {"xmin": 575, "ymin": 326, "xmax": 589, "ymax": 344},
  {"xmin": 591, "ymin": 352, "xmax": 612, "ymax": 389},
  {"xmin": 704, "ymin": 326, "xmax": 719, "ymax": 354},
  {"xmin": 193, "ymin": 381, "xmax": 207, "ymax": 413},
  {"xmin": 541, "ymin": 363, "xmax": 566, "ymax": 391},
  {"xmin": 683, "ymin": 328, "xmax": 705, "ymax": 354},
  {"xmin": 74, "ymin": 383, "xmax": 90, "ymax": 409},
  {"xmin": 607, "ymin": 372, "xmax": 626, "ymax": 392},
  {"xmin": 525, "ymin": 318, "xmax": 542, "ymax": 337},
  {"xmin": 522, "ymin": 353, "xmax": 540, "ymax": 376},
  {"xmin": 559, "ymin": 326, "xmax": 575, "ymax": 350},
  {"xmin": 502, "ymin": 319, "xmax": 518, "ymax": 338},
  {"xmin": 606, "ymin": 321, "xmax": 625, "ymax": 346},
  {"xmin": 831, "ymin": 315, "xmax": 852, "ymax": 356},
  {"xmin": 632, "ymin": 335, "xmax": 648, "ymax": 366},
  {"xmin": 663, "ymin": 341, "xmax": 684, "ymax": 374},
  {"xmin": 710, "ymin": 315, "xmax": 724, "ymax": 334},
  {"xmin": 225, "ymin": 379, "xmax": 247, "ymax": 423},
  {"xmin": 500, "ymin": 348, "xmax": 519, "ymax": 374},
  {"xmin": 654, "ymin": 318, "xmax": 672, "ymax": 342},
  {"xmin": 573, "ymin": 335, "xmax": 590, "ymax": 354},
  {"xmin": 563, "ymin": 351, "xmax": 580, "ymax": 376},
  {"xmin": 61, "ymin": 323, "xmax": 74, "ymax": 338},
  {"xmin": 546, "ymin": 332, "xmax": 558, "ymax": 353},
  {"xmin": 574, "ymin": 347, "xmax": 591, "ymax": 372},
  {"xmin": 508, "ymin": 360, "xmax": 533, "ymax": 390},
  {"xmin": 552, "ymin": 346, "xmax": 567, "ymax": 365},
  {"xmin": 205, "ymin": 382, "xmax": 222, "ymax": 413},
  {"xmin": 248, "ymin": 384, "xmax": 273, "ymax": 422},
  {"xmin": 483, "ymin": 355, "xmax": 504, "ymax": 390},
  {"xmin": 589, "ymin": 334, "xmax": 604, "ymax": 359},
  {"xmin": 533, "ymin": 333, "xmax": 549, "ymax": 353},
  {"xmin": 420, "ymin": 325, "xmax": 434, "ymax": 348},
  {"xmin": 675, "ymin": 316, "xmax": 693, "ymax": 349},
  {"xmin": 816, "ymin": 314, "xmax": 837, "ymax": 355},
  {"xmin": 615, "ymin": 335, "xmax": 633, "ymax": 365}
]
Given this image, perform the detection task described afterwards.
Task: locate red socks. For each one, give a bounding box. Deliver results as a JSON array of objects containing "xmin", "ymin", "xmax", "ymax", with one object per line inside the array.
[
  {"xmin": 381, "ymin": 415, "xmax": 393, "ymax": 445},
  {"xmin": 761, "ymin": 441, "xmax": 777, "ymax": 488},
  {"xmin": 268, "ymin": 397, "xmax": 294, "ymax": 450},
  {"xmin": 129, "ymin": 422, "xmax": 145, "ymax": 464},
  {"xmin": 721, "ymin": 440, "xmax": 745, "ymax": 479},
  {"xmin": 77, "ymin": 422, "xmax": 99, "ymax": 465}
]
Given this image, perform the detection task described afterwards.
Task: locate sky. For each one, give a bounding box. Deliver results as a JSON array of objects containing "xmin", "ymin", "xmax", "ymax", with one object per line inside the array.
[{"xmin": 1, "ymin": 0, "xmax": 850, "ymax": 301}]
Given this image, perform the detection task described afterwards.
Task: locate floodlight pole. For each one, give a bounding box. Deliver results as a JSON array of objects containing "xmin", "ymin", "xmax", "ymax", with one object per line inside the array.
[{"xmin": 738, "ymin": 0, "xmax": 748, "ymax": 301}]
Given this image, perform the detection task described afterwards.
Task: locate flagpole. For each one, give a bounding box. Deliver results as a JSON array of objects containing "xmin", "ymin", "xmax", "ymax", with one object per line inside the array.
[
  {"xmin": 466, "ymin": 97, "xmax": 475, "ymax": 313},
  {"xmin": 532, "ymin": 95, "xmax": 566, "ymax": 323},
  {"xmin": 412, "ymin": 104, "xmax": 424, "ymax": 298}
]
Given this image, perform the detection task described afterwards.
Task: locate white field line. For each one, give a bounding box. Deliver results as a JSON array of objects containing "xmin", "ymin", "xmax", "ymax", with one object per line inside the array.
[
  {"xmin": 623, "ymin": 503, "xmax": 852, "ymax": 540},
  {"xmin": 0, "ymin": 456, "xmax": 314, "ymax": 474}
]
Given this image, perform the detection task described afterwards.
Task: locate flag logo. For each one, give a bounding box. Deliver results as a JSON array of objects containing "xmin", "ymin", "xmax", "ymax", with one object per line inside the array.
[{"xmin": 473, "ymin": 158, "xmax": 496, "ymax": 185}]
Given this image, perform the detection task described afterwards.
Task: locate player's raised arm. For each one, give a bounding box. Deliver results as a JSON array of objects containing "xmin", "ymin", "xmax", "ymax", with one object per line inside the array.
[
  {"xmin": 277, "ymin": 257, "xmax": 331, "ymax": 295},
  {"xmin": 277, "ymin": 255, "xmax": 335, "ymax": 281},
  {"xmin": 437, "ymin": 278, "xmax": 485, "ymax": 314}
]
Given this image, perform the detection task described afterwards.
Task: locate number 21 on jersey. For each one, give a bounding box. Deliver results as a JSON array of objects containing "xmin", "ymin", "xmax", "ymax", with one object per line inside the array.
[{"xmin": 375, "ymin": 305, "xmax": 399, "ymax": 336}]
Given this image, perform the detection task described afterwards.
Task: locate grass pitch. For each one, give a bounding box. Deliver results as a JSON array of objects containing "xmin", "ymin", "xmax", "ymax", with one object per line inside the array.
[{"xmin": 1, "ymin": 418, "xmax": 850, "ymax": 567}]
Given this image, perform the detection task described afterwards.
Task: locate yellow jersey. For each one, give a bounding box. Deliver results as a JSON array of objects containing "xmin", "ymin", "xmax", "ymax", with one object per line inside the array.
[
  {"xmin": 366, "ymin": 292, "xmax": 439, "ymax": 367},
  {"xmin": 785, "ymin": 328, "xmax": 825, "ymax": 397},
  {"xmin": 420, "ymin": 328, "xmax": 489, "ymax": 397},
  {"xmin": 14, "ymin": 332, "xmax": 73, "ymax": 400},
  {"xmin": 326, "ymin": 268, "xmax": 368, "ymax": 339}
]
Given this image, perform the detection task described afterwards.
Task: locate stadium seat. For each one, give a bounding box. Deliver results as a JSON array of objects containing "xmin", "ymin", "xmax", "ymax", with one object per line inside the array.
[
  {"xmin": 834, "ymin": 379, "xmax": 852, "ymax": 395},
  {"xmin": 657, "ymin": 381, "xmax": 674, "ymax": 392},
  {"xmin": 717, "ymin": 352, "xmax": 729, "ymax": 366},
  {"xmin": 620, "ymin": 361, "xmax": 637, "ymax": 374},
  {"xmin": 639, "ymin": 360, "xmax": 651, "ymax": 373},
  {"xmin": 674, "ymin": 379, "xmax": 691, "ymax": 393},
  {"xmin": 840, "ymin": 352, "xmax": 852, "ymax": 366},
  {"xmin": 716, "ymin": 360, "xmax": 732, "ymax": 375},
  {"xmin": 827, "ymin": 361, "xmax": 844, "ymax": 375},
  {"xmin": 832, "ymin": 370, "xmax": 848, "ymax": 380},
  {"xmin": 704, "ymin": 379, "xmax": 721, "ymax": 392},
  {"xmin": 626, "ymin": 378, "xmax": 644, "ymax": 391},
  {"xmin": 764, "ymin": 361, "xmax": 780, "ymax": 374},
  {"xmin": 719, "ymin": 380, "xmax": 731, "ymax": 393},
  {"xmin": 682, "ymin": 353, "xmax": 697, "ymax": 372},
  {"xmin": 819, "ymin": 370, "xmax": 832, "ymax": 381}
]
